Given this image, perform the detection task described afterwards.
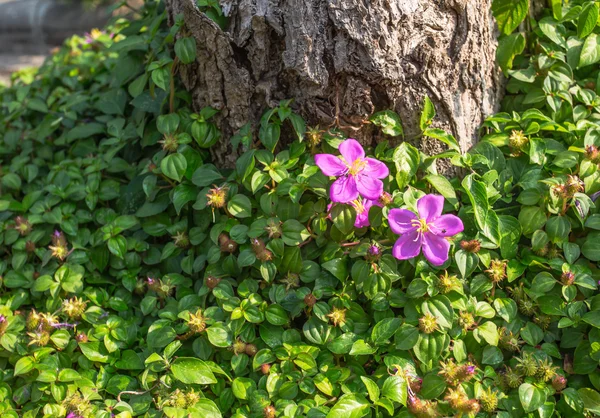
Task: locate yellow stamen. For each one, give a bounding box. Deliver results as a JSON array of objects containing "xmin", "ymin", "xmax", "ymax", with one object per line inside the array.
[
  {"xmin": 352, "ymin": 199, "xmax": 366, "ymax": 214},
  {"xmin": 348, "ymin": 158, "xmax": 367, "ymax": 176},
  {"xmin": 412, "ymin": 218, "xmax": 429, "ymax": 233}
]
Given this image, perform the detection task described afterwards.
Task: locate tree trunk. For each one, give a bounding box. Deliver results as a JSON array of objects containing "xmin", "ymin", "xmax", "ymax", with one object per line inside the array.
[{"xmin": 165, "ymin": 0, "xmax": 502, "ymax": 167}]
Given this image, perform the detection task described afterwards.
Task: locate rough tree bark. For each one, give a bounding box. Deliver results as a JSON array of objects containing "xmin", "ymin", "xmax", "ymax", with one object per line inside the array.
[{"xmin": 165, "ymin": 0, "xmax": 502, "ymax": 167}]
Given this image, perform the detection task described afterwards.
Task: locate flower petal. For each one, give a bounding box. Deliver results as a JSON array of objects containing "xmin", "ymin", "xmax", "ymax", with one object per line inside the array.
[
  {"xmin": 363, "ymin": 157, "xmax": 389, "ymax": 178},
  {"xmin": 314, "ymin": 154, "xmax": 347, "ymax": 176},
  {"xmin": 392, "ymin": 230, "xmax": 423, "ymax": 260},
  {"xmin": 354, "ymin": 209, "xmax": 370, "ymax": 228},
  {"xmin": 417, "ymin": 194, "xmax": 444, "ymax": 222},
  {"xmin": 422, "ymin": 232, "xmax": 450, "ymax": 266},
  {"xmin": 330, "ymin": 176, "xmax": 359, "ymax": 203},
  {"xmin": 388, "ymin": 209, "xmax": 418, "ymax": 234},
  {"xmin": 339, "ymin": 138, "xmax": 365, "ymax": 163},
  {"xmin": 355, "ymin": 173, "xmax": 383, "ymax": 200},
  {"xmin": 429, "ymin": 214, "xmax": 464, "ymax": 237}
]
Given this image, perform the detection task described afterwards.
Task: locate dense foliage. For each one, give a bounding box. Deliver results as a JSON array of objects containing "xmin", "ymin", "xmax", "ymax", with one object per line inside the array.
[{"xmin": 3, "ymin": 0, "xmax": 600, "ymax": 417}]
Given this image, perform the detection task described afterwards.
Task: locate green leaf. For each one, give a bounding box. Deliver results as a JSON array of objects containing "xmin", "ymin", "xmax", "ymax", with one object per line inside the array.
[
  {"xmin": 393, "ymin": 142, "xmax": 419, "ymax": 189},
  {"xmin": 381, "ymin": 376, "xmax": 407, "ymax": 405},
  {"xmin": 519, "ymin": 383, "xmax": 546, "ymax": 413},
  {"xmin": 371, "ymin": 318, "xmax": 402, "ymax": 345},
  {"xmin": 420, "ymin": 373, "xmax": 446, "ymax": 399},
  {"xmin": 578, "ymin": 2, "xmax": 599, "ymax": 39},
  {"xmin": 419, "ymin": 96, "xmax": 435, "ymax": 131},
  {"xmin": 330, "ymin": 204, "xmax": 356, "ymax": 236},
  {"xmin": 423, "ymin": 128, "xmax": 460, "ymax": 152},
  {"xmin": 108, "ymin": 235, "xmax": 128, "ymax": 259},
  {"xmin": 474, "ymin": 321, "xmax": 498, "ymax": 346},
  {"xmin": 327, "ymin": 394, "xmax": 370, "ymax": 418},
  {"xmin": 161, "ymin": 153, "xmax": 187, "ymax": 182},
  {"xmin": 370, "ymin": 110, "xmax": 403, "ymax": 136},
  {"xmin": 579, "ymin": 388, "xmax": 600, "ymax": 415},
  {"xmin": 55, "ymin": 264, "xmax": 84, "ymax": 294},
  {"xmin": 539, "ymin": 17, "xmax": 567, "ymax": 48},
  {"xmin": 497, "ymin": 33, "xmax": 526, "ymax": 73},
  {"xmin": 492, "ymin": 0, "xmax": 529, "ymax": 35},
  {"xmin": 171, "ymin": 357, "xmax": 217, "ymax": 384},
  {"xmin": 175, "ymin": 37, "xmax": 197, "ymax": 64},
  {"xmin": 579, "ymin": 34, "xmax": 600, "ymax": 68},
  {"xmin": 79, "ymin": 342, "xmax": 110, "ymax": 363},
  {"xmin": 282, "ymin": 219, "xmax": 310, "ymax": 246},
  {"xmin": 422, "ymin": 296, "xmax": 454, "ymax": 331},
  {"xmin": 14, "ymin": 356, "xmax": 34, "ymax": 376},
  {"xmin": 227, "ymin": 194, "xmax": 252, "ymax": 218}
]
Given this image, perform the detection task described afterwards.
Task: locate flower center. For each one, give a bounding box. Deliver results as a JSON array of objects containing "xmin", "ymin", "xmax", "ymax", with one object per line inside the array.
[
  {"xmin": 348, "ymin": 158, "xmax": 367, "ymax": 176},
  {"xmin": 413, "ymin": 218, "xmax": 429, "ymax": 233},
  {"xmin": 352, "ymin": 199, "xmax": 366, "ymax": 214}
]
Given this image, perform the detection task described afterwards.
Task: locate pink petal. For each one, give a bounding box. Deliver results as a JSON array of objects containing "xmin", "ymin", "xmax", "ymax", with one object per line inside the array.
[
  {"xmin": 355, "ymin": 173, "xmax": 383, "ymax": 200},
  {"xmin": 388, "ymin": 209, "xmax": 418, "ymax": 235},
  {"xmin": 429, "ymin": 214, "xmax": 464, "ymax": 237},
  {"xmin": 363, "ymin": 158, "xmax": 389, "ymax": 179},
  {"xmin": 422, "ymin": 233, "xmax": 450, "ymax": 266},
  {"xmin": 339, "ymin": 139, "xmax": 365, "ymax": 163},
  {"xmin": 392, "ymin": 230, "xmax": 423, "ymax": 260},
  {"xmin": 417, "ymin": 194, "xmax": 444, "ymax": 223},
  {"xmin": 330, "ymin": 176, "xmax": 359, "ymax": 203},
  {"xmin": 314, "ymin": 154, "xmax": 347, "ymax": 176},
  {"xmin": 354, "ymin": 209, "xmax": 370, "ymax": 228}
]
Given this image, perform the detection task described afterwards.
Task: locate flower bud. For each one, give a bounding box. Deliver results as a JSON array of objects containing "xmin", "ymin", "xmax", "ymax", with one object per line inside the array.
[
  {"xmin": 552, "ymin": 375, "xmax": 567, "ymax": 391},
  {"xmin": 566, "ymin": 175, "xmax": 584, "ymax": 195},
  {"xmin": 245, "ymin": 343, "xmax": 258, "ymax": 356},
  {"xmin": 378, "ymin": 192, "xmax": 393, "ymax": 206},
  {"xmin": 263, "ymin": 405, "xmax": 276, "ymax": 418},
  {"xmin": 304, "ymin": 293, "xmax": 317, "ymax": 307},
  {"xmin": 251, "ymin": 238, "xmax": 273, "ymax": 262},
  {"xmin": 586, "ymin": 145, "xmax": 600, "ymax": 163},
  {"xmin": 366, "ymin": 244, "xmax": 381, "ymax": 262},
  {"xmin": 460, "ymin": 239, "xmax": 481, "ymax": 253},
  {"xmin": 205, "ymin": 276, "xmax": 221, "ymax": 289},
  {"xmin": 561, "ymin": 271, "xmax": 575, "ymax": 286},
  {"xmin": 75, "ymin": 332, "xmax": 88, "ymax": 343},
  {"xmin": 260, "ymin": 363, "xmax": 271, "ymax": 375},
  {"xmin": 25, "ymin": 241, "xmax": 36, "ymax": 253},
  {"xmin": 409, "ymin": 376, "xmax": 423, "ymax": 393},
  {"xmin": 219, "ymin": 233, "xmax": 238, "ymax": 253}
]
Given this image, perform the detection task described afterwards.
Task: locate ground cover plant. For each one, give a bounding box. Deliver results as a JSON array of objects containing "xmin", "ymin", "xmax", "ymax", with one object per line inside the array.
[{"xmin": 3, "ymin": 0, "xmax": 600, "ymax": 417}]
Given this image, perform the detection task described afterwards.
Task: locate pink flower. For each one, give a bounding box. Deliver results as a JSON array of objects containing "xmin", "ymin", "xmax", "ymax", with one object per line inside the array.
[
  {"xmin": 315, "ymin": 139, "xmax": 389, "ymax": 203},
  {"xmin": 388, "ymin": 195, "xmax": 463, "ymax": 266},
  {"xmin": 352, "ymin": 198, "xmax": 382, "ymax": 228}
]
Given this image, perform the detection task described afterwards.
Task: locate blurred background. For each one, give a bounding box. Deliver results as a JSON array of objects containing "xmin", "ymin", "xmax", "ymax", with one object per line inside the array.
[{"xmin": 0, "ymin": 0, "xmax": 135, "ymax": 84}]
